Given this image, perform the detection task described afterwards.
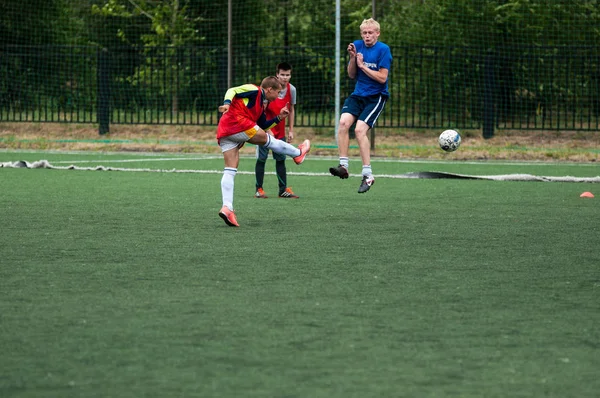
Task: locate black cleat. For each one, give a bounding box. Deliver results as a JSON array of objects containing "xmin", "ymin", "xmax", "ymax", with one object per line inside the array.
[
  {"xmin": 329, "ymin": 164, "xmax": 349, "ymax": 179},
  {"xmin": 358, "ymin": 175, "xmax": 375, "ymax": 193}
]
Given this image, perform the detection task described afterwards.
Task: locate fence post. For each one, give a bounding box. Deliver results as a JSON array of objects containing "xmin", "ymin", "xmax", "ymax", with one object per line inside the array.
[
  {"xmin": 97, "ymin": 48, "xmax": 110, "ymax": 135},
  {"xmin": 370, "ymin": 0, "xmax": 376, "ymax": 150},
  {"xmin": 483, "ymin": 51, "xmax": 495, "ymax": 139}
]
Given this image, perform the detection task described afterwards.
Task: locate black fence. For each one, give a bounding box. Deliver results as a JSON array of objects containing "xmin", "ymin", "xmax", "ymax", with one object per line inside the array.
[{"xmin": 1, "ymin": 44, "xmax": 599, "ymax": 135}]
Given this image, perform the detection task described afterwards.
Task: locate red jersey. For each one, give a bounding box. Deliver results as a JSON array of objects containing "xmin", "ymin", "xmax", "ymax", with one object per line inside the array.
[
  {"xmin": 216, "ymin": 84, "xmax": 280, "ymax": 140},
  {"xmin": 265, "ymin": 82, "xmax": 292, "ymax": 139}
]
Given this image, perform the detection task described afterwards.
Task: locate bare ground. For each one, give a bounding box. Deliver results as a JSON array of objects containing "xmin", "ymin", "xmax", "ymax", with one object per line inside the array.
[{"xmin": 1, "ymin": 122, "xmax": 599, "ymax": 162}]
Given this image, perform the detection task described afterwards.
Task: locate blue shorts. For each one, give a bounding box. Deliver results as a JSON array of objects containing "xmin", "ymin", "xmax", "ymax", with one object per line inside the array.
[
  {"xmin": 341, "ymin": 94, "xmax": 388, "ymax": 128},
  {"xmin": 257, "ymin": 137, "xmax": 287, "ymax": 162}
]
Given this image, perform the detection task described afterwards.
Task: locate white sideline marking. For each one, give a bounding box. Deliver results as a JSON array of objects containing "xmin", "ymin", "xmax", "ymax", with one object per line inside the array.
[
  {"xmin": 2, "ymin": 160, "xmax": 599, "ymax": 183},
  {"xmin": 2, "ymin": 147, "xmax": 598, "ymax": 167},
  {"xmin": 15, "ymin": 154, "xmax": 599, "ymax": 168}
]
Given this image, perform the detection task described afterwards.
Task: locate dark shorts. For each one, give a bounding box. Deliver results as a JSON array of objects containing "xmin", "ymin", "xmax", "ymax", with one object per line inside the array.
[
  {"xmin": 341, "ymin": 94, "xmax": 388, "ymax": 128},
  {"xmin": 257, "ymin": 137, "xmax": 286, "ymax": 161}
]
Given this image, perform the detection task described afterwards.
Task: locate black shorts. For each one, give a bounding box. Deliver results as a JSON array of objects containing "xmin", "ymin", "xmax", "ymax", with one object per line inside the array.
[{"xmin": 341, "ymin": 94, "xmax": 388, "ymax": 127}]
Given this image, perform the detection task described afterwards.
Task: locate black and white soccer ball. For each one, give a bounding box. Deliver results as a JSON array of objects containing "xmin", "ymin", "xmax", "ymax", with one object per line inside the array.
[{"xmin": 438, "ymin": 129, "xmax": 461, "ymax": 152}]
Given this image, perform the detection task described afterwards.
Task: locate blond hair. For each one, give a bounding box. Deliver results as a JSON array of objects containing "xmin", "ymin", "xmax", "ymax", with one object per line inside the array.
[
  {"xmin": 360, "ymin": 18, "xmax": 380, "ymax": 32},
  {"xmin": 261, "ymin": 76, "xmax": 283, "ymax": 90}
]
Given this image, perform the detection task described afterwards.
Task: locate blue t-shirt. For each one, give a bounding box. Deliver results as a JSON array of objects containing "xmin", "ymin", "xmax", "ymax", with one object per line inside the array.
[{"xmin": 351, "ymin": 40, "xmax": 392, "ymax": 97}]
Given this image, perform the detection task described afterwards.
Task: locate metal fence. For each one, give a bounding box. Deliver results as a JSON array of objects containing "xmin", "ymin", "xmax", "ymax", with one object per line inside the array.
[{"xmin": 1, "ymin": 45, "xmax": 599, "ymax": 135}]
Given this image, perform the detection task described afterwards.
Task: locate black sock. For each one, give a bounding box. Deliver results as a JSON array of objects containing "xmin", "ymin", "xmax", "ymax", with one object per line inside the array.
[
  {"xmin": 276, "ymin": 159, "xmax": 287, "ymax": 193},
  {"xmin": 255, "ymin": 159, "xmax": 266, "ymax": 189}
]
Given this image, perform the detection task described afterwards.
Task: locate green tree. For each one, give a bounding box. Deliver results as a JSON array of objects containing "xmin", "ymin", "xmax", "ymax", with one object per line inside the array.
[
  {"xmin": 380, "ymin": 0, "xmax": 600, "ymax": 122},
  {"xmin": 0, "ymin": 0, "xmax": 81, "ymax": 45},
  {"xmin": 91, "ymin": 0, "xmax": 203, "ymax": 113},
  {"xmin": 91, "ymin": 0, "xmax": 199, "ymax": 47},
  {"xmin": 382, "ymin": 0, "xmax": 600, "ymax": 48}
]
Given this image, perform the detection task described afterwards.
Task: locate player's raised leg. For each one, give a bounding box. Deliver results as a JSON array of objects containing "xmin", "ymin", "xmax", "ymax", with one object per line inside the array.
[
  {"xmin": 249, "ymin": 130, "xmax": 310, "ymax": 164},
  {"xmin": 355, "ymin": 120, "xmax": 375, "ymax": 193},
  {"xmin": 330, "ymin": 113, "xmax": 353, "ymax": 179}
]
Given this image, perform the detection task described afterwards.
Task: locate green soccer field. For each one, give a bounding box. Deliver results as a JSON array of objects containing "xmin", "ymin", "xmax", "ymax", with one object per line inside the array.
[{"xmin": 1, "ymin": 151, "xmax": 599, "ymax": 397}]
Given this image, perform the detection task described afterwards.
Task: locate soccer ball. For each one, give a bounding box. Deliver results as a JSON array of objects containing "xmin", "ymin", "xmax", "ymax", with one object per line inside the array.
[{"xmin": 438, "ymin": 129, "xmax": 461, "ymax": 152}]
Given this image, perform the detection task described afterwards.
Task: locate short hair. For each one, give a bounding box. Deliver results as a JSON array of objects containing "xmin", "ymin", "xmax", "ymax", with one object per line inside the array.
[
  {"xmin": 277, "ymin": 62, "xmax": 292, "ymax": 73},
  {"xmin": 261, "ymin": 76, "xmax": 283, "ymax": 90},
  {"xmin": 360, "ymin": 18, "xmax": 380, "ymax": 32}
]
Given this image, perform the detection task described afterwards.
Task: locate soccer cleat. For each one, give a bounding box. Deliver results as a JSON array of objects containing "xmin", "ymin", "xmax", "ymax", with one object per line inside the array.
[
  {"xmin": 279, "ymin": 187, "xmax": 299, "ymax": 199},
  {"xmin": 293, "ymin": 139, "xmax": 311, "ymax": 165},
  {"xmin": 329, "ymin": 164, "xmax": 349, "ymax": 179},
  {"xmin": 358, "ymin": 175, "xmax": 375, "ymax": 193},
  {"xmin": 255, "ymin": 187, "xmax": 268, "ymax": 198},
  {"xmin": 218, "ymin": 206, "xmax": 239, "ymax": 227}
]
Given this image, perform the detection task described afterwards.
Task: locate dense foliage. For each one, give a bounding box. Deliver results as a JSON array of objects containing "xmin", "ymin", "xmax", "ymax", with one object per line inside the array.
[
  {"xmin": 1, "ymin": 1, "xmax": 599, "ymax": 130},
  {"xmin": 5, "ymin": 1, "xmax": 599, "ymax": 52}
]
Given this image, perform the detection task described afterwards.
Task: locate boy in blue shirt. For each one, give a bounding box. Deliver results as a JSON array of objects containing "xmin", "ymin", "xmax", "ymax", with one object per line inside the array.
[{"xmin": 329, "ymin": 18, "xmax": 392, "ymax": 193}]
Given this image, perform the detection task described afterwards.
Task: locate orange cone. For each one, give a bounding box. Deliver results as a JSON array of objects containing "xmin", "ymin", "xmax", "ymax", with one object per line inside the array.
[{"xmin": 580, "ymin": 192, "xmax": 594, "ymax": 198}]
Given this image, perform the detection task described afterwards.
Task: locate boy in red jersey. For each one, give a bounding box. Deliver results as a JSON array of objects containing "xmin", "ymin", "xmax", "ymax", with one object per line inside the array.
[
  {"xmin": 217, "ymin": 76, "xmax": 311, "ymax": 227},
  {"xmin": 254, "ymin": 62, "xmax": 299, "ymax": 199}
]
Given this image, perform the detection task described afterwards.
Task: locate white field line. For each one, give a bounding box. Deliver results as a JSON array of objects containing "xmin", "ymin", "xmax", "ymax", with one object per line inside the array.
[
  {"xmin": 3, "ymin": 159, "xmax": 600, "ymax": 182},
  {"xmin": 2, "ymin": 146, "xmax": 598, "ymax": 167},
  {"xmin": 15, "ymin": 154, "xmax": 600, "ymax": 168}
]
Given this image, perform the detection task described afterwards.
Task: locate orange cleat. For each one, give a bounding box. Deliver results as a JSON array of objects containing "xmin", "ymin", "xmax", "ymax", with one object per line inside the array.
[
  {"xmin": 218, "ymin": 206, "xmax": 240, "ymax": 227},
  {"xmin": 279, "ymin": 187, "xmax": 299, "ymax": 198},
  {"xmin": 255, "ymin": 187, "xmax": 268, "ymax": 198},
  {"xmin": 293, "ymin": 139, "xmax": 311, "ymax": 165}
]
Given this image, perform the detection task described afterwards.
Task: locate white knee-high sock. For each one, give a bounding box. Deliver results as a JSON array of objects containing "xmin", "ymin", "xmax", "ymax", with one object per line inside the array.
[
  {"xmin": 339, "ymin": 157, "xmax": 349, "ymax": 169},
  {"xmin": 265, "ymin": 135, "xmax": 300, "ymax": 157},
  {"xmin": 362, "ymin": 164, "xmax": 373, "ymax": 177},
  {"xmin": 221, "ymin": 167, "xmax": 237, "ymax": 210}
]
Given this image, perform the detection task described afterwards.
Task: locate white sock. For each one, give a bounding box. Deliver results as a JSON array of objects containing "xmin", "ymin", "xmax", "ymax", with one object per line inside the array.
[
  {"xmin": 362, "ymin": 164, "xmax": 372, "ymax": 177},
  {"xmin": 340, "ymin": 157, "xmax": 349, "ymax": 169},
  {"xmin": 221, "ymin": 167, "xmax": 237, "ymax": 210},
  {"xmin": 265, "ymin": 135, "xmax": 301, "ymax": 157}
]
